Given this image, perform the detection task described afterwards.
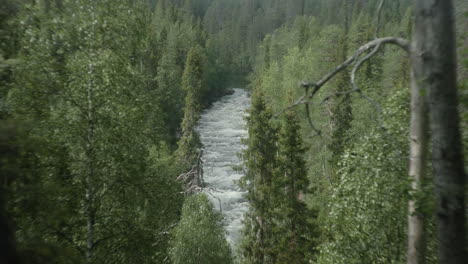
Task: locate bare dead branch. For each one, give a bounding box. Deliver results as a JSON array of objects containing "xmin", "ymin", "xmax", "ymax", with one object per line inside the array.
[
  {"xmin": 273, "ymin": 94, "xmax": 307, "ymax": 118},
  {"xmin": 305, "ymin": 102, "xmax": 322, "ymax": 136},
  {"xmin": 206, "ymin": 190, "xmax": 223, "ymax": 212},
  {"xmin": 301, "ymin": 37, "xmax": 409, "ymax": 92},
  {"xmin": 360, "ymin": 92, "xmax": 383, "ymax": 122},
  {"xmin": 152, "ymin": 223, "xmax": 178, "ymax": 246},
  {"xmin": 375, "ymin": 0, "xmax": 386, "ymax": 38},
  {"xmin": 275, "ymin": 37, "xmax": 409, "ymax": 135},
  {"xmin": 321, "ymin": 88, "xmax": 360, "ymax": 104},
  {"xmin": 177, "ymin": 149, "xmax": 205, "ymax": 195},
  {"xmin": 349, "ymin": 41, "xmax": 386, "ymax": 123},
  {"xmin": 351, "ymin": 41, "xmax": 382, "ymax": 92},
  {"xmin": 323, "ymin": 41, "xmax": 386, "ymax": 124},
  {"xmin": 322, "ymin": 159, "xmax": 333, "ymax": 187}
]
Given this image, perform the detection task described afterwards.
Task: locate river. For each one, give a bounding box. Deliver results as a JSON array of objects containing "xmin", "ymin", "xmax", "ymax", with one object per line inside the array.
[{"xmin": 196, "ymin": 88, "xmax": 250, "ymax": 249}]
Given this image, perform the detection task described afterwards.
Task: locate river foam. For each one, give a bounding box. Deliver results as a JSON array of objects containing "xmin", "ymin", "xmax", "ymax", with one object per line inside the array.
[{"xmin": 196, "ymin": 88, "xmax": 250, "ymax": 249}]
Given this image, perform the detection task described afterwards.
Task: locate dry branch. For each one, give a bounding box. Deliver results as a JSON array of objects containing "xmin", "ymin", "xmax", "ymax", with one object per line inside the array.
[
  {"xmin": 300, "ymin": 37, "xmax": 409, "ymax": 91},
  {"xmin": 276, "ymin": 36, "xmax": 409, "ymax": 135},
  {"xmin": 375, "ymin": 0, "xmax": 386, "ymax": 38},
  {"xmin": 177, "ymin": 149, "xmax": 205, "ymax": 194}
]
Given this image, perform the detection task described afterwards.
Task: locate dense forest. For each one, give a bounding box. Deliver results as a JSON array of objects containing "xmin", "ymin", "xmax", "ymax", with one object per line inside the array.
[{"xmin": 0, "ymin": 0, "xmax": 466, "ymax": 263}]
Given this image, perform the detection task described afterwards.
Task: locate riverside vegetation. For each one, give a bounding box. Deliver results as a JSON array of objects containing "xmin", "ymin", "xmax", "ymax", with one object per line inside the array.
[{"xmin": 0, "ymin": 0, "xmax": 467, "ymax": 264}]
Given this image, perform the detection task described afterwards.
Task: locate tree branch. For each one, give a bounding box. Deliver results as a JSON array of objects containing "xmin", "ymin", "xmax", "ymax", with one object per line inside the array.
[
  {"xmin": 305, "ymin": 102, "xmax": 322, "ymax": 136},
  {"xmin": 276, "ymin": 37, "xmax": 409, "ymax": 135},
  {"xmin": 46, "ymin": 224, "xmax": 86, "ymax": 257},
  {"xmin": 375, "ymin": 0, "xmax": 386, "ymax": 38},
  {"xmin": 301, "ymin": 37, "xmax": 409, "ymax": 92},
  {"xmin": 177, "ymin": 149, "xmax": 205, "ymax": 194},
  {"xmin": 93, "ymin": 233, "xmax": 121, "ymax": 249},
  {"xmin": 206, "ymin": 190, "xmax": 223, "ymax": 212},
  {"xmin": 152, "ymin": 223, "xmax": 178, "ymax": 246},
  {"xmin": 351, "ymin": 41, "xmax": 382, "ymax": 92},
  {"xmin": 350, "ymin": 41, "xmax": 385, "ymax": 122}
]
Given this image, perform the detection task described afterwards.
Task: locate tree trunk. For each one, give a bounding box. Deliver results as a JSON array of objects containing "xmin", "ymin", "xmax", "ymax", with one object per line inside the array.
[
  {"xmin": 301, "ymin": 0, "xmax": 305, "ymax": 16},
  {"xmin": 413, "ymin": 0, "xmax": 467, "ymax": 263},
  {"xmin": 0, "ymin": 201, "xmax": 20, "ymax": 264},
  {"xmin": 407, "ymin": 59, "xmax": 428, "ymax": 264},
  {"xmin": 85, "ymin": 62, "xmax": 95, "ymax": 264},
  {"xmin": 407, "ymin": 2, "xmax": 434, "ymax": 263}
]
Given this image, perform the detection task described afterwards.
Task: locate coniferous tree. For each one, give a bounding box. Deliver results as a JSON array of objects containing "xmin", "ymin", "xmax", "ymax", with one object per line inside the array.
[
  {"xmin": 272, "ymin": 107, "xmax": 319, "ymax": 263},
  {"xmin": 2, "ymin": 1, "xmax": 466, "ymax": 263},
  {"xmin": 326, "ymin": 17, "xmax": 353, "ymax": 168},
  {"xmin": 156, "ymin": 28, "xmax": 184, "ymax": 143},
  {"xmin": 239, "ymin": 88, "xmax": 278, "ymax": 264},
  {"xmin": 176, "ymin": 45, "xmax": 203, "ymax": 172}
]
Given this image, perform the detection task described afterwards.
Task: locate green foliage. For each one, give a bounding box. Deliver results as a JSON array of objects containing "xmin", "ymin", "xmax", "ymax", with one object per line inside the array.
[
  {"xmin": 317, "ymin": 88, "xmax": 411, "ymax": 264},
  {"xmin": 239, "ymin": 88, "xmax": 279, "ymax": 264},
  {"xmin": 239, "ymin": 88, "xmax": 322, "ymax": 263},
  {"xmin": 155, "ymin": 28, "xmax": 184, "ymax": 142},
  {"xmin": 272, "ymin": 108, "xmax": 320, "ymax": 263},
  {"xmin": 1, "ymin": 0, "xmax": 212, "ymax": 262},
  {"xmin": 177, "ymin": 45, "xmax": 203, "ymax": 170},
  {"xmin": 169, "ymin": 193, "xmax": 232, "ymax": 264},
  {"xmin": 320, "ymin": 25, "xmax": 353, "ymax": 167},
  {"xmin": 242, "ymin": 3, "xmax": 448, "ymax": 263},
  {"xmin": 2, "ymin": 1, "xmax": 466, "ymax": 263}
]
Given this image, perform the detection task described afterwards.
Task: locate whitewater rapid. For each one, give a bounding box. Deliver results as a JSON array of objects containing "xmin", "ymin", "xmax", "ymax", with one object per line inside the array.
[{"xmin": 196, "ymin": 88, "xmax": 250, "ymax": 248}]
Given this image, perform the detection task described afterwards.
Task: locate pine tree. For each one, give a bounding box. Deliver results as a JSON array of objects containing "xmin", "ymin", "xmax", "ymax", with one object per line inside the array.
[{"xmin": 239, "ymin": 88, "xmax": 278, "ymax": 264}]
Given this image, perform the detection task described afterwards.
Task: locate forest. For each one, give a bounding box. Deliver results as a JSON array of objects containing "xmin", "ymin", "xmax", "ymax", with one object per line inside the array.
[{"xmin": 0, "ymin": 0, "xmax": 467, "ymax": 263}]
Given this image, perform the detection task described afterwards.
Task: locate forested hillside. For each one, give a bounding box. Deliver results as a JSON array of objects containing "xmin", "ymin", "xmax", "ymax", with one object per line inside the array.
[{"xmin": 0, "ymin": 0, "xmax": 466, "ymax": 264}]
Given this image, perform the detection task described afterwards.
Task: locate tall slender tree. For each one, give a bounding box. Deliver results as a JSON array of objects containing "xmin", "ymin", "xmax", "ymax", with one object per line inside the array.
[
  {"xmin": 239, "ymin": 88, "xmax": 278, "ymax": 264},
  {"xmin": 273, "ymin": 107, "xmax": 319, "ymax": 263},
  {"xmin": 176, "ymin": 46, "xmax": 203, "ymax": 172},
  {"xmin": 156, "ymin": 29, "xmax": 184, "ymax": 143},
  {"xmin": 413, "ymin": 1, "xmax": 466, "ymax": 263}
]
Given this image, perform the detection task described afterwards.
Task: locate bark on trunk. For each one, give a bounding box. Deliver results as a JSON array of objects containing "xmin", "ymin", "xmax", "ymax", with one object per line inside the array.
[
  {"xmin": 85, "ymin": 62, "xmax": 95, "ymax": 264},
  {"xmin": 407, "ymin": 2, "xmax": 432, "ymax": 263},
  {"xmin": 413, "ymin": 0, "xmax": 467, "ymax": 263},
  {"xmin": 0, "ymin": 202, "xmax": 20, "ymax": 264},
  {"xmin": 301, "ymin": 0, "xmax": 305, "ymax": 16},
  {"xmin": 407, "ymin": 62, "xmax": 428, "ymax": 264}
]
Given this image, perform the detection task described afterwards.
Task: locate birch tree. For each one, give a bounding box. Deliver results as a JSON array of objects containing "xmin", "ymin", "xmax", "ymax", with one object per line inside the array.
[
  {"xmin": 415, "ymin": 1, "xmax": 466, "ymax": 263},
  {"xmin": 282, "ymin": 1, "xmax": 466, "ymax": 263}
]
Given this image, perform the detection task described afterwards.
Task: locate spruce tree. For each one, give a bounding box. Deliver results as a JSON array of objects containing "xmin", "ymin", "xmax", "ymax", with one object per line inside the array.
[
  {"xmin": 156, "ymin": 29, "xmax": 184, "ymax": 143},
  {"xmin": 176, "ymin": 46, "xmax": 203, "ymax": 171},
  {"xmin": 328, "ymin": 19, "xmax": 353, "ymax": 168},
  {"xmin": 273, "ymin": 108, "xmax": 319, "ymax": 263},
  {"xmin": 239, "ymin": 88, "xmax": 278, "ymax": 264}
]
